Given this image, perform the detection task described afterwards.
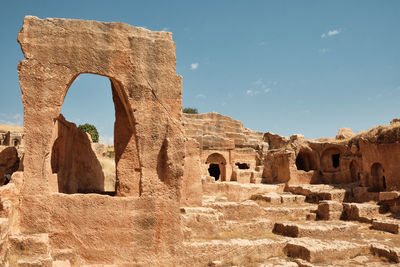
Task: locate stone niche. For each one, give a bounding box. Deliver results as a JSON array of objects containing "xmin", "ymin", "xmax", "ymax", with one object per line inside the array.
[{"xmin": 17, "ymin": 16, "xmax": 184, "ymax": 265}]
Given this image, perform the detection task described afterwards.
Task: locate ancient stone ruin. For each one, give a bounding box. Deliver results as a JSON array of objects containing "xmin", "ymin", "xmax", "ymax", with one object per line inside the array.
[{"xmin": 0, "ymin": 16, "xmax": 400, "ymax": 266}]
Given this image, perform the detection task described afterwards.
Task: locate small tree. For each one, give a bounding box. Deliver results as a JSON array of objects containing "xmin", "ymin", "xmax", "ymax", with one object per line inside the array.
[
  {"xmin": 78, "ymin": 123, "xmax": 99, "ymax": 143},
  {"xmin": 183, "ymin": 107, "xmax": 198, "ymax": 114}
]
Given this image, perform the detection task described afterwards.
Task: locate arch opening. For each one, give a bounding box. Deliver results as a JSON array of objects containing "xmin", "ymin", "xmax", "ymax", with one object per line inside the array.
[
  {"xmin": 321, "ymin": 148, "xmax": 341, "ymax": 172},
  {"xmin": 50, "ymin": 73, "xmax": 139, "ymax": 196},
  {"xmin": 296, "ymin": 149, "xmax": 317, "ymax": 172},
  {"xmin": 206, "ymin": 153, "xmax": 226, "ymax": 181},
  {"xmin": 370, "ymin": 162, "xmax": 386, "ymax": 192},
  {"xmin": 208, "ymin": 164, "xmax": 221, "ymax": 181}
]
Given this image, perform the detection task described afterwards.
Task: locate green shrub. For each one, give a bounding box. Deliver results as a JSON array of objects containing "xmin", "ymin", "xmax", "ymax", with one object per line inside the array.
[
  {"xmin": 183, "ymin": 107, "xmax": 198, "ymax": 114},
  {"xmin": 78, "ymin": 123, "xmax": 99, "ymax": 143}
]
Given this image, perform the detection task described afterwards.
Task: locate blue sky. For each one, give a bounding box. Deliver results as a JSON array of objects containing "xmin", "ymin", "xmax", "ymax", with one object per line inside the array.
[{"xmin": 1, "ymin": 1, "xmax": 399, "ymax": 143}]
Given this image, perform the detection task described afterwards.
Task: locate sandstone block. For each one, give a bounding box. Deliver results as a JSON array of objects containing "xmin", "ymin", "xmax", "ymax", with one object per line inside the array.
[
  {"xmin": 284, "ymin": 237, "xmax": 368, "ymax": 263},
  {"xmin": 379, "ymin": 191, "xmax": 400, "ymax": 201},
  {"xmin": 9, "ymin": 234, "xmax": 50, "ymax": 258},
  {"xmin": 370, "ymin": 243, "xmax": 400, "ymax": 263},
  {"xmin": 281, "ymin": 194, "xmax": 297, "ymax": 204},
  {"xmin": 342, "ymin": 203, "xmax": 380, "ymax": 222},
  {"xmin": 372, "ymin": 219, "xmax": 400, "ymax": 234},
  {"xmin": 317, "ymin": 200, "xmax": 343, "ymax": 220},
  {"xmin": 251, "ymin": 193, "xmax": 281, "ymax": 204},
  {"xmin": 274, "ymin": 221, "xmax": 358, "ymax": 238}
]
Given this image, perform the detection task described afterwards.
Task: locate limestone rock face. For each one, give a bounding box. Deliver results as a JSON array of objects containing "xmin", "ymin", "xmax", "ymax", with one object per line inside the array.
[
  {"xmin": 335, "ymin": 128, "xmax": 355, "ymax": 140},
  {"xmin": 16, "ymin": 16, "xmax": 184, "ymax": 265}
]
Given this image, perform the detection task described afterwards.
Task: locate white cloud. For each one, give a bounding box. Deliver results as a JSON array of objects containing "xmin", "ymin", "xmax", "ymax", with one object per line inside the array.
[
  {"xmin": 196, "ymin": 94, "xmax": 206, "ymax": 99},
  {"xmin": 319, "ymin": 48, "xmax": 330, "ymax": 54},
  {"xmin": 328, "ymin": 29, "xmax": 341, "ymax": 36},
  {"xmin": 190, "ymin": 63, "xmax": 199, "ymax": 70},
  {"xmin": 247, "ymin": 79, "xmax": 272, "ymax": 96},
  {"xmin": 99, "ymin": 135, "xmax": 114, "ymax": 145},
  {"xmin": 321, "ymin": 29, "xmax": 341, "ymax": 38}
]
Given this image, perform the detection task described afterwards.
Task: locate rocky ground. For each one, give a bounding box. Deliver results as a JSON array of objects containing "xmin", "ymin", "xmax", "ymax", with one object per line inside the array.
[{"xmin": 180, "ymin": 179, "xmax": 400, "ymax": 266}]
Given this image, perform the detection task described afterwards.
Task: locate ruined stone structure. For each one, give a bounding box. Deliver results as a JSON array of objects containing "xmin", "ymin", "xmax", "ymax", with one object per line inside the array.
[
  {"xmin": 0, "ymin": 16, "xmax": 400, "ymax": 266},
  {"xmin": 0, "ymin": 131, "xmax": 23, "ymax": 147},
  {"xmin": 183, "ymin": 112, "xmax": 400, "ymax": 195},
  {"xmin": 0, "ymin": 16, "xmax": 185, "ymax": 266},
  {"xmin": 180, "ymin": 113, "xmax": 400, "ymax": 266},
  {"xmin": 183, "ymin": 113, "xmax": 267, "ymax": 184}
]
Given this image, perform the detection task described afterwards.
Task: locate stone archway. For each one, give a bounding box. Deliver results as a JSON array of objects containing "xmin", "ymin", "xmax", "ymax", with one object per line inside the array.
[
  {"xmin": 205, "ymin": 153, "xmax": 227, "ymax": 181},
  {"xmin": 371, "ymin": 162, "xmax": 386, "ymax": 191},
  {"xmin": 17, "ymin": 16, "xmax": 185, "ymax": 263}
]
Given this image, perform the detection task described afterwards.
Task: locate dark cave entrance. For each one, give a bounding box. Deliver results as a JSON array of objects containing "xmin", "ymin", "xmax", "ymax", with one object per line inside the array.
[{"xmin": 208, "ymin": 164, "xmax": 221, "ymax": 181}]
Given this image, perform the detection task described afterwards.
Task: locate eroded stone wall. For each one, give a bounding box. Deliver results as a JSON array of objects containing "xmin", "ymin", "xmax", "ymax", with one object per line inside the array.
[
  {"xmin": 14, "ymin": 16, "xmax": 184, "ymax": 265},
  {"xmin": 183, "ymin": 112, "xmax": 267, "ymax": 183}
]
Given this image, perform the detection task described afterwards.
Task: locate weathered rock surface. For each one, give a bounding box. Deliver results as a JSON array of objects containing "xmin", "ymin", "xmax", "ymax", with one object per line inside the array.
[
  {"xmin": 335, "ymin": 127, "xmax": 355, "ymax": 140},
  {"xmin": 15, "ymin": 16, "xmax": 185, "ymax": 266},
  {"xmin": 370, "ymin": 243, "xmax": 400, "ymax": 263},
  {"xmin": 317, "ymin": 200, "xmax": 343, "ymax": 220},
  {"xmin": 273, "ymin": 221, "xmax": 358, "ymax": 238},
  {"xmin": 284, "ymin": 237, "xmax": 368, "ymax": 263},
  {"xmin": 342, "ymin": 202, "xmax": 380, "ymax": 222},
  {"xmin": 372, "ymin": 219, "xmax": 400, "ymax": 234}
]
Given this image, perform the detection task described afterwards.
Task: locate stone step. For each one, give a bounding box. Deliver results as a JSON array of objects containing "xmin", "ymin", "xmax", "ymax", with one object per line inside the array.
[
  {"xmin": 219, "ymin": 219, "xmax": 274, "ymax": 235},
  {"xmin": 251, "ymin": 193, "xmax": 306, "ymax": 205},
  {"xmin": 182, "ymin": 238, "xmax": 288, "ymax": 266},
  {"xmin": 202, "ymin": 182, "xmax": 285, "ymax": 202},
  {"xmin": 181, "ymin": 207, "xmax": 224, "ymax": 240},
  {"xmin": 185, "ymin": 219, "xmax": 275, "ymax": 242},
  {"xmin": 262, "ymin": 206, "xmax": 317, "ymax": 221},
  {"xmin": 202, "ymin": 195, "xmax": 228, "ymax": 205},
  {"xmin": 370, "ymin": 243, "xmax": 400, "ymax": 263},
  {"xmin": 317, "ymin": 200, "xmax": 343, "ymax": 220},
  {"xmin": 287, "ymin": 184, "xmax": 346, "ymax": 203},
  {"xmin": 203, "ymin": 201, "xmax": 266, "ymax": 220},
  {"xmin": 284, "ymin": 237, "xmax": 369, "ymax": 263},
  {"xmin": 273, "ymin": 221, "xmax": 358, "ymax": 238},
  {"xmin": 342, "ymin": 202, "xmax": 381, "ymax": 223},
  {"xmin": 372, "ymin": 219, "xmax": 400, "ymax": 234}
]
